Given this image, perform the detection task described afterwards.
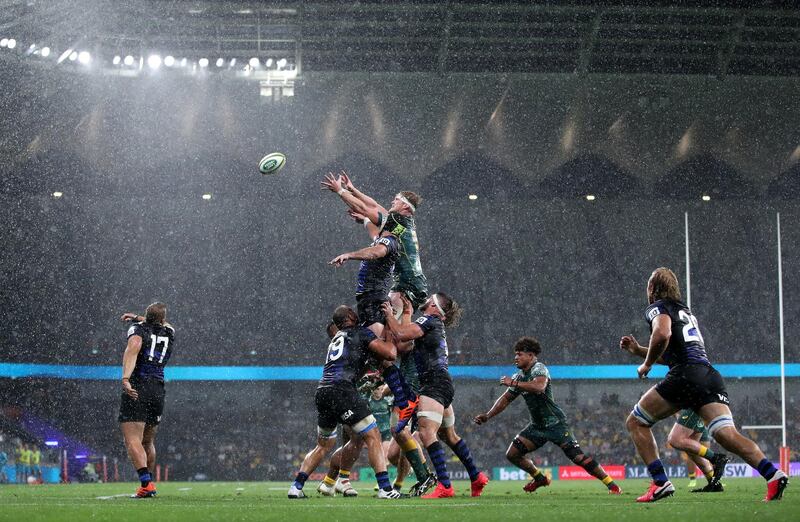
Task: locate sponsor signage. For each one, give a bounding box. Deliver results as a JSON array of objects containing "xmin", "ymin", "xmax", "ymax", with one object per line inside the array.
[
  {"xmin": 626, "ymin": 465, "xmax": 687, "ymax": 479},
  {"xmin": 492, "ymin": 467, "xmax": 556, "ymax": 481},
  {"xmin": 559, "ymin": 465, "xmax": 625, "ymax": 480}
]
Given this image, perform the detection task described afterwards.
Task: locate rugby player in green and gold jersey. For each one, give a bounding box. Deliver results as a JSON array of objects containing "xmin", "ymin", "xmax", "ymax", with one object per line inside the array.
[
  {"xmin": 668, "ymin": 409, "xmax": 726, "ymax": 492},
  {"xmin": 474, "ymin": 337, "xmax": 622, "ymax": 495}
]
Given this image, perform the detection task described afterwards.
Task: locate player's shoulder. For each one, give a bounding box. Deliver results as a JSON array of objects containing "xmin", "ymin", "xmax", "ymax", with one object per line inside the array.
[
  {"xmin": 531, "ymin": 361, "xmax": 549, "ymax": 376},
  {"xmin": 414, "ymin": 314, "xmax": 441, "ymax": 327},
  {"xmin": 127, "ymin": 321, "xmax": 146, "ymax": 337},
  {"xmin": 646, "ymin": 299, "xmax": 686, "ymax": 321}
]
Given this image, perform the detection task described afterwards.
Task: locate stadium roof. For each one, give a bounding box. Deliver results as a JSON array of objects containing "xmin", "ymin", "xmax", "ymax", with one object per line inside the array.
[{"xmin": 1, "ymin": 0, "xmax": 799, "ymax": 77}]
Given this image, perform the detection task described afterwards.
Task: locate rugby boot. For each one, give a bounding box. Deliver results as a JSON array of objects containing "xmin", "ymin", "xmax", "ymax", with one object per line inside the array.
[
  {"xmin": 523, "ymin": 475, "xmax": 551, "ymax": 493},
  {"xmin": 287, "ymin": 485, "xmax": 307, "ymax": 499},
  {"xmin": 763, "ymin": 471, "xmax": 788, "ymax": 501},
  {"xmin": 393, "ymin": 397, "xmax": 419, "ymax": 433},
  {"xmin": 422, "ymin": 482, "xmax": 455, "ymax": 499},
  {"xmin": 316, "ymin": 480, "xmax": 335, "ymax": 497},
  {"xmin": 708, "ymin": 453, "xmax": 729, "ymax": 487},
  {"xmin": 687, "ymin": 478, "xmax": 697, "ymax": 488},
  {"xmin": 636, "ymin": 481, "xmax": 675, "ymax": 502},
  {"xmin": 608, "ymin": 483, "xmax": 623, "ymax": 495},
  {"xmin": 377, "ymin": 488, "xmax": 403, "ymax": 499},
  {"xmin": 335, "ymin": 478, "xmax": 358, "ymax": 497},
  {"xmin": 410, "ymin": 473, "xmax": 437, "ymax": 497},
  {"xmin": 470, "ymin": 472, "xmax": 489, "ymax": 497},
  {"xmin": 692, "ymin": 481, "xmax": 724, "ymax": 493},
  {"xmin": 133, "ymin": 482, "xmax": 157, "ymax": 498}
]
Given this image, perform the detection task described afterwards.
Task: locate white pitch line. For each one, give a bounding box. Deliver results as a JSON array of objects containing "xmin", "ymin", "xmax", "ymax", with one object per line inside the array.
[{"xmin": 95, "ymin": 493, "xmax": 134, "ymax": 500}]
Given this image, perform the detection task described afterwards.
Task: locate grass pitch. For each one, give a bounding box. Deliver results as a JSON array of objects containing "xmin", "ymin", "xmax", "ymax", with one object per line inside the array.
[{"xmin": 0, "ymin": 478, "xmax": 795, "ymax": 522}]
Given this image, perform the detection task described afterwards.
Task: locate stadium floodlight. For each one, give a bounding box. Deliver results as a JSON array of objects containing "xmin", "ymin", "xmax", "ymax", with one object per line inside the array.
[
  {"xmin": 585, "ymin": 194, "xmax": 596, "ymax": 201},
  {"xmin": 68, "ymin": 51, "xmax": 78, "ymax": 61},
  {"xmin": 57, "ymin": 48, "xmax": 73, "ymax": 63},
  {"xmin": 702, "ymin": 195, "xmax": 711, "ymax": 201},
  {"xmin": 229, "ymin": 58, "xmax": 236, "ymax": 67},
  {"xmin": 216, "ymin": 57, "xmax": 224, "ymax": 67},
  {"xmin": 468, "ymin": 194, "xmax": 478, "ymax": 200},
  {"xmin": 7, "ymin": 38, "xmax": 16, "ymax": 49},
  {"xmin": 277, "ymin": 58, "xmax": 287, "ymax": 68},
  {"xmin": 164, "ymin": 55, "xmax": 175, "ymax": 67},
  {"xmin": 249, "ymin": 57, "xmax": 259, "ymax": 67},
  {"xmin": 202, "ymin": 194, "xmax": 212, "ymax": 200},
  {"xmin": 198, "ymin": 58, "xmax": 209, "ymax": 67},
  {"xmin": 44, "ymin": 441, "xmax": 59, "ymax": 447},
  {"xmin": 112, "ymin": 55, "xmax": 121, "ymax": 65},
  {"xmin": 0, "ymin": 38, "xmax": 7, "ymax": 47},
  {"xmin": 180, "ymin": 57, "xmax": 187, "ymax": 66},
  {"xmin": 52, "ymin": 191, "xmax": 63, "ymax": 198},
  {"xmin": 41, "ymin": 46, "xmax": 51, "ymax": 57},
  {"xmin": 265, "ymin": 58, "xmax": 273, "ymax": 67},
  {"xmin": 77, "ymin": 51, "xmax": 91, "ymax": 64},
  {"xmin": 123, "ymin": 55, "xmax": 134, "ymax": 66},
  {"xmin": 147, "ymin": 54, "xmax": 162, "ymax": 69}
]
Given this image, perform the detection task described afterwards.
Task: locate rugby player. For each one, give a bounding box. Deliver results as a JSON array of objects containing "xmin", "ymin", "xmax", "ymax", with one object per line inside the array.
[
  {"xmin": 667, "ymin": 410, "xmax": 724, "ymax": 492},
  {"xmin": 288, "ymin": 305, "xmax": 402, "ymax": 499},
  {"xmin": 620, "ymin": 267, "xmax": 788, "ymax": 502},
  {"xmin": 474, "ymin": 337, "xmax": 622, "ymax": 495},
  {"xmin": 382, "ymin": 295, "xmax": 489, "ymax": 499},
  {"xmin": 322, "ymin": 171, "xmax": 426, "ymax": 430},
  {"xmin": 118, "ymin": 303, "xmax": 174, "ymax": 498}
]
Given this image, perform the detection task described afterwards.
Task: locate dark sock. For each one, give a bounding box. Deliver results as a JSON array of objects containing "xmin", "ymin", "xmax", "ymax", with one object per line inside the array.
[
  {"xmin": 376, "ymin": 471, "xmax": 392, "ymax": 491},
  {"xmin": 757, "ymin": 458, "xmax": 778, "ymax": 481},
  {"xmin": 426, "ymin": 441, "xmax": 451, "ymax": 488},
  {"xmin": 451, "ymin": 439, "xmax": 480, "ymax": 481},
  {"xmin": 293, "ymin": 471, "xmax": 309, "ymax": 490},
  {"xmin": 532, "ymin": 470, "xmax": 545, "ymax": 481},
  {"xmin": 383, "ymin": 365, "xmax": 410, "ymax": 408},
  {"xmin": 647, "ymin": 459, "xmax": 668, "ymax": 486},
  {"xmin": 136, "ymin": 467, "xmax": 151, "ymax": 487}
]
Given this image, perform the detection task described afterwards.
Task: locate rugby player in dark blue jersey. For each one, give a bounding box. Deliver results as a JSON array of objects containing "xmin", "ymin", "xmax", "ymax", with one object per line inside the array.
[
  {"xmin": 383, "ymin": 294, "xmax": 489, "ymax": 499},
  {"xmin": 118, "ymin": 303, "xmax": 174, "ymax": 498},
  {"xmin": 620, "ymin": 267, "xmax": 788, "ymax": 502},
  {"xmin": 288, "ymin": 305, "xmax": 402, "ymax": 499}
]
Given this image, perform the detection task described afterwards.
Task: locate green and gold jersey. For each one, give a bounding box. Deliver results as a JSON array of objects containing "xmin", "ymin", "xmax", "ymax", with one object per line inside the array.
[
  {"xmin": 399, "ymin": 352, "xmax": 421, "ymax": 395},
  {"xmin": 507, "ymin": 362, "xmax": 568, "ymax": 428},
  {"xmin": 380, "ymin": 212, "xmax": 428, "ymax": 304},
  {"xmin": 367, "ymin": 395, "xmax": 393, "ymax": 434}
]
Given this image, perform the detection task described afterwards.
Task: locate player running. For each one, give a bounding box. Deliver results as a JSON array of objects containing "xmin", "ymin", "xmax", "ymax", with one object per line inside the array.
[
  {"xmin": 620, "ymin": 267, "xmax": 788, "ymax": 503},
  {"xmin": 118, "ymin": 303, "xmax": 174, "ymax": 499},
  {"xmin": 668, "ymin": 410, "xmax": 725, "ymax": 492},
  {"xmin": 383, "ymin": 294, "xmax": 489, "ymax": 499},
  {"xmin": 474, "ymin": 337, "xmax": 622, "ymax": 495},
  {"xmin": 288, "ymin": 305, "xmax": 402, "ymax": 500}
]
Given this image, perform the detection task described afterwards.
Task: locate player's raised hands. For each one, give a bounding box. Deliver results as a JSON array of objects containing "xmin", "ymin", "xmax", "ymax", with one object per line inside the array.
[
  {"xmin": 321, "ymin": 172, "xmax": 344, "ymax": 193},
  {"xmin": 339, "ymin": 171, "xmax": 355, "ymax": 191},
  {"xmin": 380, "ymin": 302, "xmax": 395, "ymax": 322},
  {"xmin": 473, "ymin": 413, "xmax": 489, "ymax": 425},
  {"xmin": 620, "ymin": 335, "xmax": 640, "ymax": 354},
  {"xmin": 329, "ymin": 253, "xmax": 350, "ymax": 266}
]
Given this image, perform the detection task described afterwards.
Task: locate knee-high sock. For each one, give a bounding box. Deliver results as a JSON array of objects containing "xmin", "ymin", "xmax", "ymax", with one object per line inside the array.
[{"xmin": 426, "ymin": 441, "xmax": 451, "ymax": 488}]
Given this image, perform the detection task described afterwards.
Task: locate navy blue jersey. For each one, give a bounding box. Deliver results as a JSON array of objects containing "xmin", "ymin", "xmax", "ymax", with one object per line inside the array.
[
  {"xmin": 645, "ymin": 299, "xmax": 710, "ymax": 368},
  {"xmin": 412, "ymin": 315, "xmax": 449, "ymax": 383},
  {"xmin": 127, "ymin": 321, "xmax": 175, "ymax": 381},
  {"xmin": 319, "ymin": 326, "xmax": 377, "ymax": 387},
  {"xmin": 355, "ymin": 234, "xmax": 400, "ymax": 297}
]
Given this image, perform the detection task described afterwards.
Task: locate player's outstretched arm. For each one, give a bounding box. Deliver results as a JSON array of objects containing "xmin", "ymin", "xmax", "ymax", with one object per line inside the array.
[
  {"xmin": 340, "ymin": 172, "xmax": 386, "ymax": 215},
  {"xmin": 474, "ymin": 391, "xmax": 516, "ymax": 425},
  {"xmin": 329, "ymin": 243, "xmax": 389, "ymax": 266},
  {"xmin": 382, "ymin": 302, "xmax": 424, "ymax": 342},
  {"xmin": 121, "ymin": 312, "xmax": 143, "ymax": 322},
  {"xmin": 322, "ymin": 172, "xmax": 384, "ymax": 225},
  {"xmin": 620, "ymin": 335, "xmax": 666, "ymax": 365}
]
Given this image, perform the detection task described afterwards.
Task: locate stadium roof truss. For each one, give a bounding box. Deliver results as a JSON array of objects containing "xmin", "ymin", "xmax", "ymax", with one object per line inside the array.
[{"xmin": 0, "ymin": 1, "xmax": 799, "ymax": 77}]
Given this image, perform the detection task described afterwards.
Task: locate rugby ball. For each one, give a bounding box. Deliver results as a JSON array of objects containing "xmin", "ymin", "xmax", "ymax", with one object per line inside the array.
[{"xmin": 258, "ymin": 152, "xmax": 286, "ymax": 175}]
